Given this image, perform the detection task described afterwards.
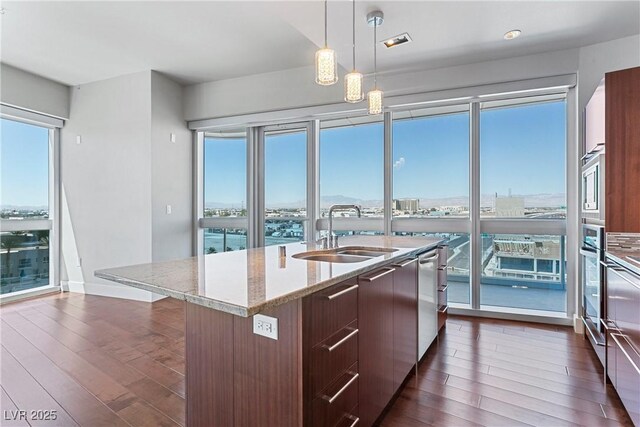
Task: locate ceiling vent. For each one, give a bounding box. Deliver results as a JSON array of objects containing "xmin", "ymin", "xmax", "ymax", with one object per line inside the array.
[{"xmin": 382, "ymin": 33, "xmax": 412, "ymax": 48}]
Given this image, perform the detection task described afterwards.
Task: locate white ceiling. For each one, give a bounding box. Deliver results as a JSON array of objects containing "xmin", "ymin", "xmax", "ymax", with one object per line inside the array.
[{"xmin": 1, "ymin": 1, "xmax": 638, "ymax": 87}]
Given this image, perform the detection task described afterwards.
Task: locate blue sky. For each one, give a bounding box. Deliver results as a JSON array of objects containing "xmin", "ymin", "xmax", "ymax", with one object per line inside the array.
[
  {"xmin": 1, "ymin": 118, "xmax": 49, "ymax": 208},
  {"xmin": 204, "ymin": 100, "xmax": 566, "ymax": 207},
  {"xmin": 2, "ymin": 101, "xmax": 566, "ymax": 209}
]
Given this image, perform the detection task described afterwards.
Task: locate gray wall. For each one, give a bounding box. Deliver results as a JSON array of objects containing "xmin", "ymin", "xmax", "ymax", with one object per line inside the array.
[
  {"xmin": 60, "ymin": 70, "xmax": 192, "ymax": 301},
  {"xmin": 151, "ymin": 72, "xmax": 193, "ymax": 262},
  {"xmin": 0, "ymin": 63, "xmax": 70, "ymax": 118},
  {"xmin": 183, "ymin": 35, "xmax": 640, "ymax": 122},
  {"xmin": 578, "ymin": 35, "xmax": 640, "ymax": 111}
]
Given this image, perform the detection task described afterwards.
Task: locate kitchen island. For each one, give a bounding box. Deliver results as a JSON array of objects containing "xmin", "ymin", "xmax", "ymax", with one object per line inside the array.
[{"xmin": 96, "ymin": 236, "xmax": 443, "ymax": 427}]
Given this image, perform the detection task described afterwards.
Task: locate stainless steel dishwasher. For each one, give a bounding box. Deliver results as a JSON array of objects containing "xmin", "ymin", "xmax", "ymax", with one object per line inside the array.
[{"xmin": 418, "ymin": 249, "xmax": 439, "ymax": 360}]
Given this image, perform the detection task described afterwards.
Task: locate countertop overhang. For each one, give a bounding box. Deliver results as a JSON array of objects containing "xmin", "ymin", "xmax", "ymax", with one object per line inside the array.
[{"xmin": 95, "ymin": 236, "xmax": 443, "ymax": 317}]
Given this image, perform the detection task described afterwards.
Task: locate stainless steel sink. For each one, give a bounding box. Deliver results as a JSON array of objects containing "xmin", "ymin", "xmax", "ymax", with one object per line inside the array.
[
  {"xmin": 336, "ymin": 248, "xmax": 396, "ymax": 257},
  {"xmin": 293, "ymin": 253, "xmax": 372, "ymax": 263},
  {"xmin": 292, "ymin": 246, "xmax": 398, "ymax": 263}
]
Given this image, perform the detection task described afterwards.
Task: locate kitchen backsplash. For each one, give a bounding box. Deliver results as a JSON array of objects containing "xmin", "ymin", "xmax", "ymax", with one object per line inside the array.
[{"xmin": 606, "ymin": 232, "xmax": 640, "ymax": 251}]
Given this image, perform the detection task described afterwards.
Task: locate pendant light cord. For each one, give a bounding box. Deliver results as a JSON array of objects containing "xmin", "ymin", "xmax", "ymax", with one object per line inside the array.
[
  {"xmin": 352, "ymin": 0, "xmax": 356, "ymax": 71},
  {"xmin": 373, "ymin": 18, "xmax": 377, "ymax": 88},
  {"xmin": 324, "ymin": 0, "xmax": 328, "ymax": 47}
]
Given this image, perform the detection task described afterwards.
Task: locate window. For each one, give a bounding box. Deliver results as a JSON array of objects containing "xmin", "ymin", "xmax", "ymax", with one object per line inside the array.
[
  {"xmin": 204, "ymin": 228, "xmax": 247, "ymax": 254},
  {"xmin": 203, "ymin": 131, "xmax": 247, "ymax": 218},
  {"xmin": 1, "ymin": 118, "xmax": 54, "ymax": 295},
  {"xmin": 1, "ymin": 119, "xmax": 49, "ymax": 219},
  {"xmin": 480, "ymin": 98, "xmax": 566, "ymax": 218},
  {"xmin": 264, "ymin": 128, "xmax": 307, "ymax": 245},
  {"xmin": 393, "ymin": 107, "xmax": 469, "ymax": 218},
  {"xmin": 202, "ymin": 129, "xmax": 248, "ymax": 253},
  {"xmin": 480, "ymin": 234, "xmax": 566, "ymax": 313},
  {"xmin": 320, "ymin": 119, "xmax": 384, "ymax": 218}
]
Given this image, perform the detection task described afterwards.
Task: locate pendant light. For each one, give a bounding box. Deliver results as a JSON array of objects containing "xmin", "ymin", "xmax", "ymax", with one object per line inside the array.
[
  {"xmin": 367, "ymin": 10, "xmax": 384, "ymax": 115},
  {"xmin": 344, "ymin": 0, "xmax": 364, "ymax": 103},
  {"xmin": 315, "ymin": 0, "xmax": 338, "ymax": 85}
]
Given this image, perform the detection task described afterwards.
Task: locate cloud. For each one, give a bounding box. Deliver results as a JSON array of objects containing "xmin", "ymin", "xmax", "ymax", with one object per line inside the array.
[{"xmin": 393, "ymin": 157, "xmax": 406, "ymax": 169}]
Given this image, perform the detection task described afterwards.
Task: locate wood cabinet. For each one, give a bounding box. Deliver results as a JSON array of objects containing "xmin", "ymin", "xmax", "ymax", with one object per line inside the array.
[
  {"xmin": 392, "ymin": 258, "xmax": 418, "ymax": 392},
  {"xmin": 186, "ymin": 254, "xmax": 424, "ymax": 427},
  {"xmin": 358, "ymin": 267, "xmax": 395, "ymax": 427},
  {"xmin": 303, "ymin": 280, "xmax": 360, "ymax": 427},
  {"xmin": 605, "ymin": 66, "xmax": 640, "ymax": 232}
]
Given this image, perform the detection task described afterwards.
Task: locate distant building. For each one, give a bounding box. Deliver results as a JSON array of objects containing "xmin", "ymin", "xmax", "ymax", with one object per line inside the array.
[
  {"xmin": 486, "ymin": 235, "xmax": 565, "ymax": 285},
  {"xmin": 495, "ymin": 196, "xmax": 525, "ymax": 217},
  {"xmin": 393, "ymin": 199, "xmax": 419, "ymax": 213}
]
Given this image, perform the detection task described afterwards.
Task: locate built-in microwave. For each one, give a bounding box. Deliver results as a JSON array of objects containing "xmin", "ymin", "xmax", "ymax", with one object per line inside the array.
[{"xmin": 582, "ymin": 152, "xmax": 605, "ymax": 222}]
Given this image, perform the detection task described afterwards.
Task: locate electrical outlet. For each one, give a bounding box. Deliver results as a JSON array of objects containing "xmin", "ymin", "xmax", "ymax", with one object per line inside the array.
[
  {"xmin": 253, "ymin": 314, "xmax": 278, "ymax": 340},
  {"xmin": 170, "ymin": 133, "xmax": 176, "ymax": 143},
  {"xmin": 166, "ymin": 205, "xmax": 172, "ymax": 215}
]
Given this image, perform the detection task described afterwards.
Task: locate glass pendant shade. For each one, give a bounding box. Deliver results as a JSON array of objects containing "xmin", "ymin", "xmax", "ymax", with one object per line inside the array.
[
  {"xmin": 344, "ymin": 71, "xmax": 364, "ymax": 103},
  {"xmin": 315, "ymin": 48, "xmax": 338, "ymax": 86},
  {"xmin": 368, "ymin": 89, "xmax": 383, "ymax": 115}
]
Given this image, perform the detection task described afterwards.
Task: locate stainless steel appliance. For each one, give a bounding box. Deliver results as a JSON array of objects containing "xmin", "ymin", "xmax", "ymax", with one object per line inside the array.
[
  {"xmin": 581, "ymin": 224, "xmax": 606, "ymax": 365},
  {"xmin": 604, "ymin": 256, "xmax": 640, "ymax": 426},
  {"xmin": 418, "ymin": 249, "xmax": 439, "ymax": 360},
  {"xmin": 582, "ymin": 152, "xmax": 605, "ymax": 224}
]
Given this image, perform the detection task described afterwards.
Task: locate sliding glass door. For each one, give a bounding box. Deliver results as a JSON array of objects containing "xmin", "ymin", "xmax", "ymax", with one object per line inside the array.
[{"xmin": 1, "ymin": 117, "xmax": 57, "ymax": 296}]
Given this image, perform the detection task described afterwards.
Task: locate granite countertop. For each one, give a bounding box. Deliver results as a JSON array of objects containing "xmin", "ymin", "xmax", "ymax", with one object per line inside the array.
[
  {"xmin": 606, "ymin": 232, "xmax": 640, "ymax": 276},
  {"xmin": 95, "ymin": 236, "xmax": 443, "ymax": 317}
]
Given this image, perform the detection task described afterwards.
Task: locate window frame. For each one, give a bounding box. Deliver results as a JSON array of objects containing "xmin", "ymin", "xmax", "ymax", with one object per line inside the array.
[
  {"xmin": 0, "ymin": 107, "xmax": 61, "ymax": 301},
  {"xmin": 192, "ymin": 75, "xmax": 577, "ymax": 325}
]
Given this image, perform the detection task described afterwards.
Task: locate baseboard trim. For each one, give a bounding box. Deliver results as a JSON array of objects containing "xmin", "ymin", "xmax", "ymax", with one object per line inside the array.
[{"xmin": 63, "ymin": 280, "xmax": 166, "ymax": 303}]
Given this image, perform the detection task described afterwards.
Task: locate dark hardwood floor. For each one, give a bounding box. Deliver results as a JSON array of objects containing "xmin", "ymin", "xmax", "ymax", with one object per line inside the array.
[{"xmin": 0, "ymin": 293, "xmax": 633, "ymax": 426}]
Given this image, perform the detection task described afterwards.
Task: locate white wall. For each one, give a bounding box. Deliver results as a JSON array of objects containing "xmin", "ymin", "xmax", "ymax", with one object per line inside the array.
[
  {"xmin": 183, "ymin": 48, "xmax": 581, "ymax": 121},
  {"xmin": 0, "ymin": 63, "xmax": 70, "ymax": 119},
  {"xmin": 60, "ymin": 70, "xmax": 192, "ymax": 302},
  {"xmin": 60, "ymin": 71, "xmax": 155, "ymax": 301},
  {"xmin": 151, "ymin": 72, "xmax": 192, "ymax": 262}
]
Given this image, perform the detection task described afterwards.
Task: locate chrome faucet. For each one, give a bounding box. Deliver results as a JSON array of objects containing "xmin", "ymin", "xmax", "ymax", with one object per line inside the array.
[{"xmin": 327, "ymin": 204, "xmax": 362, "ymax": 248}]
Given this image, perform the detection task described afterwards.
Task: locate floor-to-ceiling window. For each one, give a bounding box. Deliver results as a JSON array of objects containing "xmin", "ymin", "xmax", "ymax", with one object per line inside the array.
[
  {"xmin": 391, "ymin": 106, "xmax": 471, "ymax": 306},
  {"xmin": 1, "ymin": 117, "xmax": 58, "ymax": 296},
  {"xmin": 319, "ymin": 117, "xmax": 384, "ymax": 235},
  {"xmin": 193, "ymin": 80, "xmax": 573, "ymax": 321},
  {"xmin": 479, "ymin": 96, "xmax": 567, "ymax": 313},
  {"xmin": 202, "ymin": 129, "xmax": 247, "ymax": 253},
  {"xmin": 263, "ymin": 126, "xmax": 307, "ymax": 246}
]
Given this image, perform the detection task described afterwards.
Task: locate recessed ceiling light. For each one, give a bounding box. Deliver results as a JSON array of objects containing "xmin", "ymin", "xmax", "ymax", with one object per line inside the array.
[
  {"xmin": 503, "ymin": 29, "xmax": 522, "ymax": 40},
  {"xmin": 382, "ymin": 33, "xmax": 412, "ymax": 48},
  {"xmin": 0, "ymin": 8, "xmax": 5, "ymax": 14}
]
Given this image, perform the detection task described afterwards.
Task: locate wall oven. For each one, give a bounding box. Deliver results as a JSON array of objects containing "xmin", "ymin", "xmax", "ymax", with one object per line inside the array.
[
  {"xmin": 581, "ymin": 224, "xmax": 606, "ymax": 366},
  {"xmin": 582, "ymin": 152, "xmax": 605, "ymax": 223}
]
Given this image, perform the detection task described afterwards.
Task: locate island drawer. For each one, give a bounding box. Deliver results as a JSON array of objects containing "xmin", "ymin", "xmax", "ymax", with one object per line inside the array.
[
  {"xmin": 335, "ymin": 407, "xmax": 359, "ymax": 427},
  {"xmin": 306, "ymin": 280, "xmax": 358, "ymax": 346},
  {"xmin": 309, "ymin": 363, "xmax": 359, "ymax": 427},
  {"xmin": 309, "ymin": 320, "xmax": 359, "ymax": 397}
]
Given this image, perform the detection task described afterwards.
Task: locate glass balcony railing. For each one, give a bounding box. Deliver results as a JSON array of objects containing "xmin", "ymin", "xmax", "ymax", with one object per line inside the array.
[{"xmin": 1, "ymin": 230, "xmax": 50, "ymax": 294}]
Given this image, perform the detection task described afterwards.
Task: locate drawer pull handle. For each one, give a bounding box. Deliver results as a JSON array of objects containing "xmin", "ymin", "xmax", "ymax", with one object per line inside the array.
[
  {"xmin": 345, "ymin": 415, "xmax": 359, "ymax": 427},
  {"xmin": 323, "ymin": 328, "xmax": 358, "ymax": 352},
  {"xmin": 419, "ymin": 253, "xmax": 439, "ymax": 264},
  {"xmin": 438, "ymin": 284, "xmax": 449, "ymax": 292},
  {"xmin": 326, "ymin": 284, "xmax": 359, "ymax": 300},
  {"xmin": 393, "ymin": 258, "xmax": 417, "ymax": 268},
  {"xmin": 610, "ymin": 333, "xmax": 640, "ymax": 375},
  {"xmin": 322, "ymin": 371, "xmax": 359, "ymax": 404},
  {"xmin": 362, "ymin": 267, "xmax": 395, "ymax": 282}
]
